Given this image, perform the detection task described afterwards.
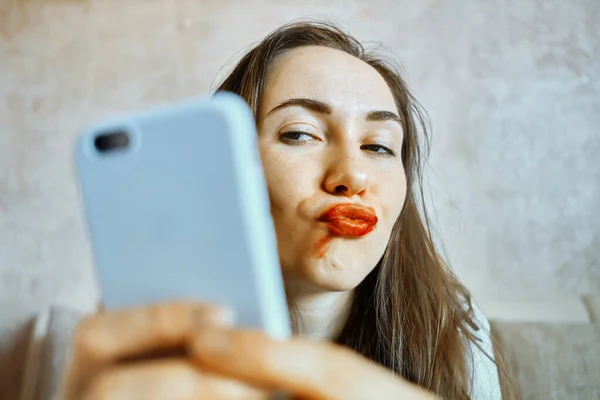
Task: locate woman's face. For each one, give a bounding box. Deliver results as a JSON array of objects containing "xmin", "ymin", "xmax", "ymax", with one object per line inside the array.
[{"xmin": 257, "ymin": 46, "xmax": 407, "ymax": 292}]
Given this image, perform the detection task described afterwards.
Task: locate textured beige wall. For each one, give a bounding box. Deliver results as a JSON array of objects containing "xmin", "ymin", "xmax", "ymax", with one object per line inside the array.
[{"xmin": 1, "ymin": 0, "xmax": 599, "ymax": 397}]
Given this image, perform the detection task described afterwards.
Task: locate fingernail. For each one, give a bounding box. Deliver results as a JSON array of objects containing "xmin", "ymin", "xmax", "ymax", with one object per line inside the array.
[
  {"xmin": 194, "ymin": 326, "xmax": 232, "ymax": 354},
  {"xmin": 215, "ymin": 307, "xmax": 236, "ymax": 326},
  {"xmin": 192, "ymin": 306, "xmax": 235, "ymax": 328}
]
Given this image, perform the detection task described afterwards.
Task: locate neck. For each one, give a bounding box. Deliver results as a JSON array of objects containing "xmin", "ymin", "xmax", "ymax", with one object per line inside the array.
[{"xmin": 285, "ymin": 282, "xmax": 354, "ymax": 341}]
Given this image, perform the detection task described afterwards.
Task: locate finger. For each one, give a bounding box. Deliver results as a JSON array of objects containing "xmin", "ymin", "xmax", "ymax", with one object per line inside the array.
[
  {"xmin": 190, "ymin": 327, "xmax": 437, "ymax": 400},
  {"xmin": 76, "ymin": 301, "xmax": 233, "ymax": 362},
  {"xmin": 59, "ymin": 302, "xmax": 233, "ymax": 399},
  {"xmin": 83, "ymin": 359, "xmax": 269, "ymax": 400}
]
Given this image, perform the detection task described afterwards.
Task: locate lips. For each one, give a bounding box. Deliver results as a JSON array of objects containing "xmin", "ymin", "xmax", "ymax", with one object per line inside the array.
[{"xmin": 318, "ymin": 203, "xmax": 378, "ymax": 237}]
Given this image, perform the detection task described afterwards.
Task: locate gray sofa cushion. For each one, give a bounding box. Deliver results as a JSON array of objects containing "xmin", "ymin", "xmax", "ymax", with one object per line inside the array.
[{"xmin": 492, "ymin": 322, "xmax": 600, "ymax": 399}]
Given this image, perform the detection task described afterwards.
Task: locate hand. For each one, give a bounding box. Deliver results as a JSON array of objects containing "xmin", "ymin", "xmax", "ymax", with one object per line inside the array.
[
  {"xmin": 190, "ymin": 325, "xmax": 439, "ymax": 400},
  {"xmin": 59, "ymin": 301, "xmax": 438, "ymax": 399},
  {"xmin": 58, "ymin": 302, "xmax": 269, "ymax": 399}
]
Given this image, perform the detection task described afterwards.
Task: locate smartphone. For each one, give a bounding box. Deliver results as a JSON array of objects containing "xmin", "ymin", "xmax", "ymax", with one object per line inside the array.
[{"xmin": 74, "ymin": 92, "xmax": 290, "ymax": 339}]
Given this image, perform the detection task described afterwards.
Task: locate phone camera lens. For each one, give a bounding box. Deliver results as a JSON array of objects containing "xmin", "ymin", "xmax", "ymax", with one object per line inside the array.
[{"xmin": 94, "ymin": 131, "xmax": 130, "ymax": 153}]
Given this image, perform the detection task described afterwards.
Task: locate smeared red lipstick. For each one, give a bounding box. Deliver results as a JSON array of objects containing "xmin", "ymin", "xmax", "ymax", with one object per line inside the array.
[{"xmin": 318, "ymin": 204, "xmax": 378, "ymax": 237}]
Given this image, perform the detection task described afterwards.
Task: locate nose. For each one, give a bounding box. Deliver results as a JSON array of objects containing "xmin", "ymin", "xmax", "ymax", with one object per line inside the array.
[{"xmin": 323, "ymin": 153, "xmax": 368, "ymax": 197}]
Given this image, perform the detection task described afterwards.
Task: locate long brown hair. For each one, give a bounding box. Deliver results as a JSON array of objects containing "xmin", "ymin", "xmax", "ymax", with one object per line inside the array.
[{"xmin": 217, "ymin": 20, "xmax": 511, "ymax": 399}]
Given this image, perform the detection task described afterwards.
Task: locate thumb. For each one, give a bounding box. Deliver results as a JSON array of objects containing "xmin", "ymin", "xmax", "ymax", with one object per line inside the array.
[{"xmin": 189, "ymin": 326, "xmax": 437, "ymax": 400}]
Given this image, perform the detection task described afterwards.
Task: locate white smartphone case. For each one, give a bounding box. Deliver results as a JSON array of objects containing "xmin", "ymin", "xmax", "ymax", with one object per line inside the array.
[{"xmin": 74, "ymin": 93, "xmax": 290, "ymax": 339}]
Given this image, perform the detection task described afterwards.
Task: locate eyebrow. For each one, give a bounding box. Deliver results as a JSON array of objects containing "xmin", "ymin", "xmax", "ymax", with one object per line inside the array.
[
  {"xmin": 365, "ymin": 110, "xmax": 402, "ymax": 125},
  {"xmin": 266, "ymin": 98, "xmax": 402, "ymax": 125},
  {"xmin": 267, "ymin": 98, "xmax": 332, "ymax": 115}
]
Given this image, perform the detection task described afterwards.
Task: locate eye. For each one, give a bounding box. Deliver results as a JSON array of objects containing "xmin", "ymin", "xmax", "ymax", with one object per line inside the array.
[
  {"xmin": 361, "ymin": 144, "xmax": 396, "ymax": 157},
  {"xmin": 279, "ymin": 131, "xmax": 319, "ymax": 145}
]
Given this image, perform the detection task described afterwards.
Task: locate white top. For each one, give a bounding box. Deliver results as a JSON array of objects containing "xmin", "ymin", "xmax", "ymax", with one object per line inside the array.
[{"xmin": 468, "ymin": 303, "xmax": 502, "ymax": 399}]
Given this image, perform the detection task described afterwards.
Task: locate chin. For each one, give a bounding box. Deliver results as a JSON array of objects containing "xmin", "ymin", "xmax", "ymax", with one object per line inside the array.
[{"xmin": 298, "ymin": 253, "xmax": 372, "ymax": 292}]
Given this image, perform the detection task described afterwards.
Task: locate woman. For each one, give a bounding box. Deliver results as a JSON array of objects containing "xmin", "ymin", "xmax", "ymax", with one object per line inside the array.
[{"xmin": 59, "ymin": 21, "xmax": 508, "ymax": 399}]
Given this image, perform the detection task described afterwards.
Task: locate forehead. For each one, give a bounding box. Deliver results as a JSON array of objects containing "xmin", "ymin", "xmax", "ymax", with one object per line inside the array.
[{"xmin": 260, "ymin": 46, "xmax": 398, "ymax": 115}]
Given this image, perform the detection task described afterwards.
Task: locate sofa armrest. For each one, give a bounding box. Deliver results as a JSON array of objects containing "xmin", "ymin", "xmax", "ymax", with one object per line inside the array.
[{"xmin": 20, "ymin": 306, "xmax": 85, "ymax": 400}]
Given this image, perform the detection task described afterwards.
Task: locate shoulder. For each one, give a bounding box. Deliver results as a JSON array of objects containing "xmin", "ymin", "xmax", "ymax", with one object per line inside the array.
[{"xmin": 465, "ymin": 301, "xmax": 502, "ymax": 400}]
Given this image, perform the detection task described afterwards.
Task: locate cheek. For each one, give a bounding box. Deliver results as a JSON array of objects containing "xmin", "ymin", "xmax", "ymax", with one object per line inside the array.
[
  {"xmin": 386, "ymin": 184, "xmax": 407, "ymax": 219},
  {"xmin": 374, "ymin": 169, "xmax": 407, "ymax": 221},
  {"xmin": 260, "ymin": 148, "xmax": 305, "ymax": 219}
]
